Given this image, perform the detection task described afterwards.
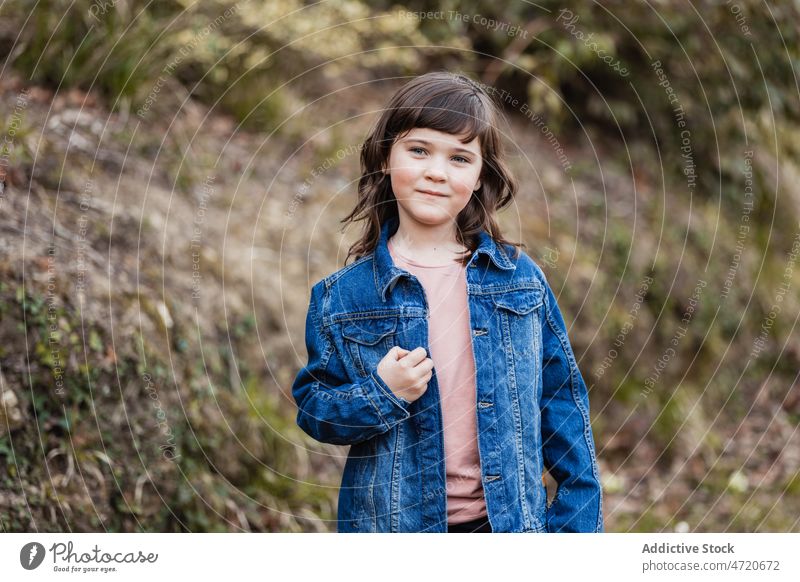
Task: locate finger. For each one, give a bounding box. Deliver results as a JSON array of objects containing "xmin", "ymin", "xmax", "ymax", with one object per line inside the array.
[
  {"xmin": 412, "ymin": 367, "xmax": 433, "ymax": 384},
  {"xmin": 388, "ymin": 346, "xmax": 407, "ymax": 360},
  {"xmin": 404, "ymin": 346, "xmax": 428, "ymax": 366},
  {"xmin": 414, "ymin": 368, "xmax": 433, "ymax": 383},
  {"xmin": 413, "ymin": 358, "xmax": 435, "ymax": 373}
]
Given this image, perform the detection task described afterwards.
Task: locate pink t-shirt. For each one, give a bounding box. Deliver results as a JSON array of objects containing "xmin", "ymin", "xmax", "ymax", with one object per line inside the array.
[{"xmin": 387, "ymin": 238, "xmax": 487, "ymax": 524}]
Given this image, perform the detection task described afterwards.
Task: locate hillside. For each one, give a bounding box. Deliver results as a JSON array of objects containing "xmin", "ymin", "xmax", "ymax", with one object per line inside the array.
[{"xmin": 1, "ymin": 0, "xmax": 799, "ymax": 532}]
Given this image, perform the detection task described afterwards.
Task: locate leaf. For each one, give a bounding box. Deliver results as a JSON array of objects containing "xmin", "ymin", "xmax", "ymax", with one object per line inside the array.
[{"xmin": 89, "ymin": 329, "xmax": 103, "ymax": 352}]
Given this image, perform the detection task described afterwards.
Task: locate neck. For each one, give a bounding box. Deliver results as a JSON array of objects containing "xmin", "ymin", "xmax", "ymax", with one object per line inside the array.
[
  {"xmin": 389, "ymin": 213, "xmax": 468, "ymax": 265},
  {"xmin": 393, "ymin": 215, "xmax": 463, "ymax": 252}
]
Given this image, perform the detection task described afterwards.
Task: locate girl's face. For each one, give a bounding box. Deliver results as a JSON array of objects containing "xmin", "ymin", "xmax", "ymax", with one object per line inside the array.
[{"xmin": 384, "ymin": 127, "xmax": 483, "ymax": 230}]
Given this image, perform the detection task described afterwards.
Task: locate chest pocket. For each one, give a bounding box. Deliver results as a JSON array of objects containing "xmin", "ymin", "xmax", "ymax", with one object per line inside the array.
[
  {"xmin": 492, "ymin": 287, "xmax": 544, "ymax": 361},
  {"xmin": 492, "ymin": 287, "xmax": 543, "ymax": 315},
  {"xmin": 341, "ymin": 317, "xmax": 398, "ymax": 378}
]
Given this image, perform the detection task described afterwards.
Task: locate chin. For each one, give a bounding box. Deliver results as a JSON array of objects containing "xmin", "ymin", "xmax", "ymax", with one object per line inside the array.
[{"xmin": 406, "ymin": 206, "xmax": 456, "ymax": 226}]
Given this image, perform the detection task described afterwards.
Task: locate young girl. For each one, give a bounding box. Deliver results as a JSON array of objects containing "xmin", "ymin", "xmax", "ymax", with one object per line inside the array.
[{"xmin": 292, "ymin": 72, "xmax": 603, "ymax": 533}]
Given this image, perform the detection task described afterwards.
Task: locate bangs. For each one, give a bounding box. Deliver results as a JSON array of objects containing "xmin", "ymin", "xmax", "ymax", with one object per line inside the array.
[
  {"xmin": 386, "ymin": 88, "xmax": 493, "ymax": 147},
  {"xmin": 412, "ymin": 92, "xmax": 489, "ymax": 143}
]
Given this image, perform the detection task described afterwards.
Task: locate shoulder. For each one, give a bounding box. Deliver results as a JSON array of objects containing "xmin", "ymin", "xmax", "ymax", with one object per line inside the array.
[
  {"xmin": 309, "ymin": 254, "xmax": 378, "ymax": 316},
  {"xmin": 498, "ymin": 244, "xmax": 558, "ymax": 315},
  {"xmin": 502, "ymin": 244, "xmax": 549, "ymax": 287},
  {"xmin": 313, "ymin": 254, "xmax": 374, "ymax": 292}
]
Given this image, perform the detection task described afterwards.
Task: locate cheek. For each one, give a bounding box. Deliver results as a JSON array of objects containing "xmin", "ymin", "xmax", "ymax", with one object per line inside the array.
[
  {"xmin": 451, "ymin": 190, "xmax": 473, "ymax": 213},
  {"xmin": 390, "ymin": 162, "xmax": 418, "ymax": 194},
  {"xmin": 452, "ymin": 169, "xmax": 480, "ymax": 196}
]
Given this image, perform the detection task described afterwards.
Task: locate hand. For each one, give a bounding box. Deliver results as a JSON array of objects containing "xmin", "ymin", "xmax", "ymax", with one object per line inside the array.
[{"xmin": 376, "ymin": 346, "xmax": 433, "ymax": 404}]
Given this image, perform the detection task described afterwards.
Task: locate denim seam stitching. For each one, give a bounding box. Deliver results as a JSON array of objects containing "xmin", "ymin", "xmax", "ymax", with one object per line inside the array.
[
  {"xmin": 362, "ymin": 376, "xmax": 390, "ymax": 431},
  {"xmin": 316, "ymin": 294, "xmax": 361, "ymax": 403},
  {"xmin": 499, "ymin": 310, "xmax": 532, "ymax": 530},
  {"xmin": 324, "ymin": 254, "xmax": 371, "ymax": 287},
  {"xmin": 390, "ymin": 423, "xmax": 403, "ymax": 532},
  {"xmin": 367, "ymin": 438, "xmax": 377, "ymax": 532},
  {"xmin": 370, "ymin": 371, "xmax": 411, "ymax": 419},
  {"xmin": 531, "ymin": 309, "xmax": 545, "ymax": 527},
  {"xmin": 544, "ymin": 294, "xmax": 603, "ymax": 531}
]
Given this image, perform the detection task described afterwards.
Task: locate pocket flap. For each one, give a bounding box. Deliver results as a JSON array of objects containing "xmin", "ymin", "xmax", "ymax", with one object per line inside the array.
[
  {"xmin": 341, "ymin": 317, "xmax": 398, "ymax": 345},
  {"xmin": 492, "ymin": 287, "xmax": 544, "ymax": 315}
]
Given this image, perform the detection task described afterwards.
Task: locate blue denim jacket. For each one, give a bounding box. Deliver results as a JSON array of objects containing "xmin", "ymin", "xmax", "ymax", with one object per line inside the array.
[{"xmin": 292, "ymin": 216, "xmax": 603, "ymax": 532}]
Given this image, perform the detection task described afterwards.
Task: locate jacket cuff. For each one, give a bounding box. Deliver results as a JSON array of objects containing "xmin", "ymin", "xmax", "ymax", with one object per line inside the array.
[{"xmin": 364, "ymin": 369, "xmax": 412, "ymax": 430}]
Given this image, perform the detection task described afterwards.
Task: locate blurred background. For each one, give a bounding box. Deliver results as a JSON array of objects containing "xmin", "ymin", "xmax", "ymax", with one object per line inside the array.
[{"xmin": 0, "ymin": 0, "xmax": 798, "ymax": 532}]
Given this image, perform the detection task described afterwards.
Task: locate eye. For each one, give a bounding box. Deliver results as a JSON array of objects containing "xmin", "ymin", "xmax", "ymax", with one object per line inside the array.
[
  {"xmin": 409, "ymin": 147, "xmax": 426, "ymax": 155},
  {"xmin": 452, "ymin": 155, "xmax": 470, "ymax": 163}
]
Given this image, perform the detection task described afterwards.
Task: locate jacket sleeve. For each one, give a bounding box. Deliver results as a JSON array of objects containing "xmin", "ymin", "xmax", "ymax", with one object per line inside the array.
[
  {"xmin": 291, "ymin": 281, "xmax": 411, "ymax": 445},
  {"xmin": 539, "ymin": 278, "xmax": 604, "ymax": 532}
]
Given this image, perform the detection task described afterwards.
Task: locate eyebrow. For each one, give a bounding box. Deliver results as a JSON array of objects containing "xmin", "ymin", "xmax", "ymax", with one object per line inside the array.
[{"xmin": 402, "ymin": 138, "xmax": 478, "ymax": 156}]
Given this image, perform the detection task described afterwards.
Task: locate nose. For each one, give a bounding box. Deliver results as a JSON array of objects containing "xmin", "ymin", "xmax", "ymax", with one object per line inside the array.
[{"xmin": 423, "ymin": 158, "xmax": 447, "ymax": 182}]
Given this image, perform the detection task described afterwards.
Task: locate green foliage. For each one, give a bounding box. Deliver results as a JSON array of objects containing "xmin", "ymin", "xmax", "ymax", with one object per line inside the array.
[{"xmin": 1, "ymin": 0, "xmax": 426, "ymax": 130}]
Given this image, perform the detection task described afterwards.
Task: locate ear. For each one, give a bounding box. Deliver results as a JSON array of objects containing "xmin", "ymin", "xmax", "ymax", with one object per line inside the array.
[{"xmin": 473, "ymin": 180, "xmax": 481, "ymax": 191}]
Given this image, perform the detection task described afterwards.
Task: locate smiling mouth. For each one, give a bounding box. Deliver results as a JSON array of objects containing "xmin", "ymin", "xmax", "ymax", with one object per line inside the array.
[{"xmin": 417, "ymin": 189, "xmax": 448, "ymax": 197}]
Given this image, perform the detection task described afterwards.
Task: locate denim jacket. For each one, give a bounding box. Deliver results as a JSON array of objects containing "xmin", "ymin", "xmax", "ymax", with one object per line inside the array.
[{"xmin": 292, "ymin": 216, "xmax": 603, "ymax": 533}]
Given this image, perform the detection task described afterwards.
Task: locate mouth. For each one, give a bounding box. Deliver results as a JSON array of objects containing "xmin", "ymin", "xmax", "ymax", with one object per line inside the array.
[{"xmin": 417, "ymin": 189, "xmax": 448, "ymax": 197}]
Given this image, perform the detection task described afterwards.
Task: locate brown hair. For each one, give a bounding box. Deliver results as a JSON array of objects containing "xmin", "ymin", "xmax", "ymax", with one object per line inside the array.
[{"xmin": 340, "ymin": 71, "xmax": 523, "ymax": 266}]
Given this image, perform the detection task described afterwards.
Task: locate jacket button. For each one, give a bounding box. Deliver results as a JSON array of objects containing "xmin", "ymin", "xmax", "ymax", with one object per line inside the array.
[{"xmin": 478, "ymin": 401, "xmax": 493, "ymax": 408}]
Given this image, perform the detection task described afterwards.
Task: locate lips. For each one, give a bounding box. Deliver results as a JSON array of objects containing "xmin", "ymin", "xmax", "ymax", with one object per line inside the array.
[{"xmin": 417, "ymin": 189, "xmax": 447, "ymax": 197}]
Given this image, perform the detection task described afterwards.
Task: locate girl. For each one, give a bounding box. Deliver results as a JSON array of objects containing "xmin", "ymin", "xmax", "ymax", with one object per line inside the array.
[{"xmin": 292, "ymin": 72, "xmax": 603, "ymax": 533}]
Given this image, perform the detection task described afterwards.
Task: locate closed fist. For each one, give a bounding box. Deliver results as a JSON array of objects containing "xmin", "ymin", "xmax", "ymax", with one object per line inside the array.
[{"xmin": 376, "ymin": 346, "xmax": 433, "ymax": 404}]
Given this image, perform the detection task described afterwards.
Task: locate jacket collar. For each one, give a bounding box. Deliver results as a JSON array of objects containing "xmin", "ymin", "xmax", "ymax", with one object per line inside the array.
[{"xmin": 374, "ymin": 214, "xmax": 515, "ymax": 301}]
